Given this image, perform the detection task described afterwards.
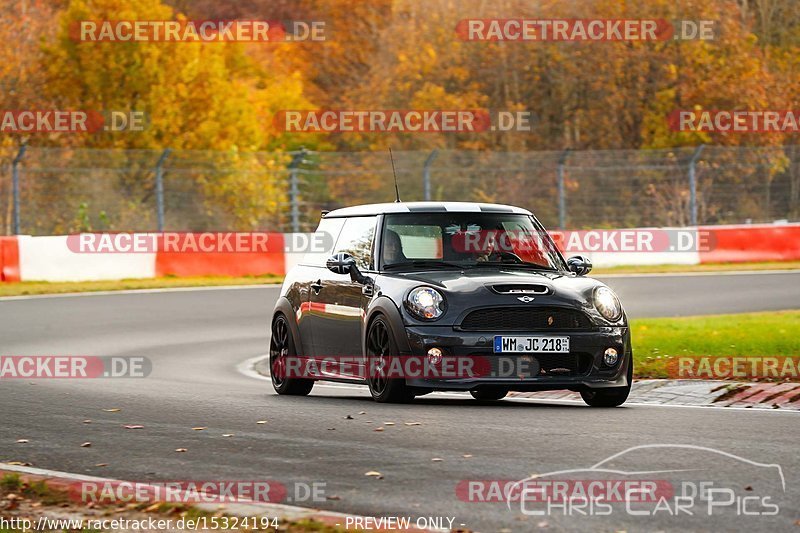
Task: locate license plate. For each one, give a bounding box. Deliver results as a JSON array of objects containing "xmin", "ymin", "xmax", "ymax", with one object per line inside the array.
[{"xmin": 493, "ymin": 336, "xmax": 570, "ymax": 353}]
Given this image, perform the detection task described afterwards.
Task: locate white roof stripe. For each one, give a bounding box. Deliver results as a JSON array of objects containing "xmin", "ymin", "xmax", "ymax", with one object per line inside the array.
[{"xmin": 325, "ymin": 201, "xmax": 531, "ymax": 217}]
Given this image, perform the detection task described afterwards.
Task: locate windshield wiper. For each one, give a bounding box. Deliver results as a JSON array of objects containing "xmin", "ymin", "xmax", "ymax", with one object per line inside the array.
[{"xmin": 384, "ymin": 260, "xmax": 466, "ymax": 270}]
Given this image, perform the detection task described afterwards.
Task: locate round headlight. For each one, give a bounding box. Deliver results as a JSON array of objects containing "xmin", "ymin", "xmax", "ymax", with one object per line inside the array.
[
  {"xmin": 406, "ymin": 287, "xmax": 445, "ymax": 320},
  {"xmin": 594, "ymin": 286, "xmax": 622, "ymax": 322}
]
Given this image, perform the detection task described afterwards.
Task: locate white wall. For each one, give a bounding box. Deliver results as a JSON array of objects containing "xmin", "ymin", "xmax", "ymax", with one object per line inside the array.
[{"xmin": 18, "ymin": 235, "xmax": 156, "ymax": 282}]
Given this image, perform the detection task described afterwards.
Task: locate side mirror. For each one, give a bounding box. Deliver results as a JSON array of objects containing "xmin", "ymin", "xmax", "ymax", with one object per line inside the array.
[
  {"xmin": 567, "ymin": 255, "xmax": 592, "ymax": 276},
  {"xmin": 326, "ymin": 253, "xmax": 356, "ymax": 275},
  {"xmin": 327, "ymin": 252, "xmax": 372, "ymax": 284}
]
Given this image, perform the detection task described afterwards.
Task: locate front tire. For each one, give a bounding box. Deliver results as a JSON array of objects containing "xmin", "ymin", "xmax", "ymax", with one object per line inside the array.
[
  {"xmin": 580, "ymin": 355, "xmax": 632, "ymax": 407},
  {"xmin": 270, "ymin": 314, "xmax": 314, "ymax": 396},
  {"xmin": 366, "ymin": 316, "xmax": 414, "ymax": 403}
]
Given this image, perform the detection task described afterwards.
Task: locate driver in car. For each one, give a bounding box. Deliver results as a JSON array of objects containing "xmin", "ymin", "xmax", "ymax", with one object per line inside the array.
[
  {"xmin": 475, "ymin": 229, "xmax": 507, "ymax": 262},
  {"xmin": 383, "ymin": 229, "xmax": 407, "ymax": 264}
]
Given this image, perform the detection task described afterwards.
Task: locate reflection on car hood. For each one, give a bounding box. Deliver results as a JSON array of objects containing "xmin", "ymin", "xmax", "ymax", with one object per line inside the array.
[{"xmin": 384, "ymin": 267, "xmax": 603, "ymax": 294}]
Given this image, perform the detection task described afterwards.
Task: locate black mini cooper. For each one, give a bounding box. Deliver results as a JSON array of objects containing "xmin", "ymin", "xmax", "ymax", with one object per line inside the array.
[{"xmin": 270, "ymin": 202, "xmax": 632, "ymax": 406}]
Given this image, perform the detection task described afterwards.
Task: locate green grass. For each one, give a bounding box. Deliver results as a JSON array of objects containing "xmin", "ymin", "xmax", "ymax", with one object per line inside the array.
[
  {"xmin": 593, "ymin": 260, "xmax": 800, "ymax": 275},
  {"xmin": 0, "ymin": 473, "xmax": 21, "ymax": 491},
  {"xmin": 0, "ymin": 473, "xmax": 68, "ymax": 505},
  {"xmin": 0, "ymin": 274, "xmax": 283, "ymax": 297},
  {"xmin": 632, "ymin": 310, "xmax": 800, "ymax": 378}
]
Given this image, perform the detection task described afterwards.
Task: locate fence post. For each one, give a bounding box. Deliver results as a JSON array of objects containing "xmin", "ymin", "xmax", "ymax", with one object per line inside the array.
[
  {"xmin": 288, "ymin": 148, "xmax": 308, "ymax": 233},
  {"xmin": 423, "ymin": 149, "xmax": 438, "ymax": 201},
  {"xmin": 11, "ymin": 144, "xmax": 27, "ymax": 235},
  {"xmin": 155, "ymin": 148, "xmax": 171, "ymax": 232},
  {"xmin": 557, "ymin": 149, "xmax": 570, "ymax": 229},
  {"xmin": 688, "ymin": 144, "xmax": 705, "ymax": 226}
]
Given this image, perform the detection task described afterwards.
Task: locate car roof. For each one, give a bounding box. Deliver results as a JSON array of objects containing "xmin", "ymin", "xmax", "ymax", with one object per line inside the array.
[{"xmin": 323, "ymin": 201, "xmax": 533, "ymax": 218}]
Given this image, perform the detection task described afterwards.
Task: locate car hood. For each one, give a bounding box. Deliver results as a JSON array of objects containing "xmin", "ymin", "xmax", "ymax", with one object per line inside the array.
[
  {"xmin": 384, "ymin": 267, "xmax": 593, "ymax": 291},
  {"xmin": 378, "ymin": 268, "xmax": 624, "ymax": 327}
]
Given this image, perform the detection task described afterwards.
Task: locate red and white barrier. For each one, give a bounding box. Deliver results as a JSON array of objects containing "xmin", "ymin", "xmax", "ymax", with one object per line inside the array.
[
  {"xmin": 697, "ymin": 224, "xmax": 800, "ymax": 264},
  {"xmin": 554, "ymin": 224, "xmax": 800, "ymax": 267},
  {"xmin": 154, "ymin": 233, "xmax": 286, "ymax": 278},
  {"xmin": 0, "ymin": 224, "xmax": 798, "ymax": 283},
  {"xmin": 0, "ymin": 237, "xmax": 20, "ymax": 282}
]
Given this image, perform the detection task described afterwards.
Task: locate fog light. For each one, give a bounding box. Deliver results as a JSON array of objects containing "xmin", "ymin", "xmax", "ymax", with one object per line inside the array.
[
  {"xmin": 603, "ymin": 348, "xmax": 619, "ymax": 366},
  {"xmin": 427, "ymin": 347, "xmax": 443, "ymax": 364}
]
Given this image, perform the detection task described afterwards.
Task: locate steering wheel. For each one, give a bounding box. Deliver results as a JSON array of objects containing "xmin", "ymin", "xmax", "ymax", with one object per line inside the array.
[{"xmin": 496, "ymin": 251, "xmax": 524, "ymax": 263}]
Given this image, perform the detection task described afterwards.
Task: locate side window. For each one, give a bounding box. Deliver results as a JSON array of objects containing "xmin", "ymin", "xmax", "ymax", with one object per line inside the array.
[
  {"xmin": 301, "ymin": 218, "xmax": 345, "ymax": 267},
  {"xmin": 333, "ymin": 216, "xmax": 377, "ymax": 270}
]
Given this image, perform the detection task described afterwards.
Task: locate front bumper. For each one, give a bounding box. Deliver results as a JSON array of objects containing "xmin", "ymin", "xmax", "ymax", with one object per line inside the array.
[{"xmin": 402, "ymin": 325, "xmax": 631, "ymax": 392}]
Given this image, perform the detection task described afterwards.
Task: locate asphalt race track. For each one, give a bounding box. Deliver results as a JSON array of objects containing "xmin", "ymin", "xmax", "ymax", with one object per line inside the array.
[{"xmin": 1, "ymin": 271, "xmax": 799, "ymax": 531}]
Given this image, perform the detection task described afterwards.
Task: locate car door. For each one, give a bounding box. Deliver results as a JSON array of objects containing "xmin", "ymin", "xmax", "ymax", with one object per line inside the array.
[
  {"xmin": 311, "ymin": 216, "xmax": 377, "ymax": 374},
  {"xmin": 296, "ymin": 217, "xmax": 345, "ymax": 359}
]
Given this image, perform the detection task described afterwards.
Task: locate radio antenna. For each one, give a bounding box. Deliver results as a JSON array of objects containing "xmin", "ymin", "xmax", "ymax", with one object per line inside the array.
[{"xmin": 389, "ymin": 148, "xmax": 401, "ymax": 203}]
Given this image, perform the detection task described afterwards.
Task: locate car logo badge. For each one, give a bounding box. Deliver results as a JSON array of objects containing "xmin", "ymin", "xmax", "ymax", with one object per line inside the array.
[
  {"xmin": 517, "ymin": 296, "xmax": 535, "ymax": 303},
  {"xmin": 547, "ymin": 316, "xmax": 554, "ymax": 326}
]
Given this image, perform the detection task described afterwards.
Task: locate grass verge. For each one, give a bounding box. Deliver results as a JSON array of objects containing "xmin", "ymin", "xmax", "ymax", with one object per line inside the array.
[
  {"xmin": 0, "ymin": 472, "xmax": 350, "ymax": 532},
  {"xmin": 0, "ymin": 275, "xmax": 283, "ymax": 297},
  {"xmin": 632, "ymin": 310, "xmax": 800, "ymax": 379}
]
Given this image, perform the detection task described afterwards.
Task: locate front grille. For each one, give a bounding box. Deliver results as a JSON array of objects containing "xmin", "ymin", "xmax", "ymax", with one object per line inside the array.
[{"xmin": 460, "ymin": 307, "xmax": 591, "ymax": 331}]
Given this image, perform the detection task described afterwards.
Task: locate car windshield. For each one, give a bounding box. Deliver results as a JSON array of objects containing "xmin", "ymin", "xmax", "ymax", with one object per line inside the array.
[{"xmin": 381, "ymin": 212, "xmax": 566, "ymax": 271}]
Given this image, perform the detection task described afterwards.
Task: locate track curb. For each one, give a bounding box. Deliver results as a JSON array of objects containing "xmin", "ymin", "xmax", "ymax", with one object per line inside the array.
[{"xmin": 510, "ymin": 378, "xmax": 800, "ymax": 410}]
